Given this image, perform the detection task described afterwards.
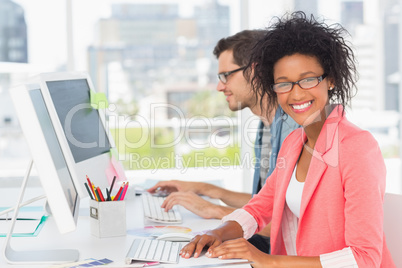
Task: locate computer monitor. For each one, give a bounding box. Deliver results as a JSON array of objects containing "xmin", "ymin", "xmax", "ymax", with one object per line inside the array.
[
  {"xmin": 36, "ymin": 72, "xmax": 126, "ymax": 198},
  {"xmin": 10, "ymin": 82, "xmax": 80, "ymax": 234},
  {"xmin": 5, "ymin": 82, "xmax": 80, "ymax": 264},
  {"xmin": 10, "ymin": 71, "xmax": 126, "ymax": 229},
  {"xmin": 35, "ymin": 72, "xmax": 125, "ymax": 199},
  {"xmin": 5, "ymin": 72, "xmax": 126, "ymax": 264}
]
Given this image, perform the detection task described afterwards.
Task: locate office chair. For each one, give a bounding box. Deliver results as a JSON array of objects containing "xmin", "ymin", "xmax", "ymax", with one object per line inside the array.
[{"xmin": 383, "ymin": 192, "xmax": 402, "ymax": 267}]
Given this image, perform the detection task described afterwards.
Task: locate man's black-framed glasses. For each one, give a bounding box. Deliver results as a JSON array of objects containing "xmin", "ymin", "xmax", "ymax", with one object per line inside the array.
[
  {"xmin": 271, "ymin": 73, "xmax": 328, "ymax": 93},
  {"xmin": 217, "ymin": 67, "xmax": 246, "ymax": 84}
]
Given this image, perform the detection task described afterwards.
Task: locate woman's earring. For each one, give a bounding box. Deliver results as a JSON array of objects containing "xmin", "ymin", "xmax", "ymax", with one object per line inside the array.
[{"xmin": 329, "ymin": 86, "xmax": 334, "ymax": 90}]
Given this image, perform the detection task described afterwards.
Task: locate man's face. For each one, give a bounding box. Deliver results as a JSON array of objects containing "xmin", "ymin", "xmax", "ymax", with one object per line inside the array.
[{"xmin": 216, "ymin": 50, "xmax": 255, "ymax": 111}]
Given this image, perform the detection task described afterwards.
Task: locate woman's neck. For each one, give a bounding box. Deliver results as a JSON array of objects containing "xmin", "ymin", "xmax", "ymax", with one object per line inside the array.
[
  {"xmin": 302, "ymin": 105, "xmax": 334, "ymax": 150},
  {"xmin": 303, "ymin": 119, "xmax": 325, "ymax": 149}
]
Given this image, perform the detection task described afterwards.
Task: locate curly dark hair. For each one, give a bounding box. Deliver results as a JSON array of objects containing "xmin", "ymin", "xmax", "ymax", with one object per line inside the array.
[{"xmin": 246, "ymin": 11, "xmax": 358, "ymax": 115}]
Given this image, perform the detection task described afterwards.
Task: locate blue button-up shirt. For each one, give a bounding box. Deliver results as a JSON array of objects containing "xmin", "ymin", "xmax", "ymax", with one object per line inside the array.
[{"xmin": 252, "ymin": 107, "xmax": 299, "ymax": 195}]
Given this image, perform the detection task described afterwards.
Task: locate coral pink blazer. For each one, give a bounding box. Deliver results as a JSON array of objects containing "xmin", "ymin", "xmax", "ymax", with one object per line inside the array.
[{"xmin": 243, "ymin": 105, "xmax": 395, "ymax": 267}]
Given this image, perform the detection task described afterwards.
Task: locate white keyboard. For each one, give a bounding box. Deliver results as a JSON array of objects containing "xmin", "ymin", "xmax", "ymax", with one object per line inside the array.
[
  {"xmin": 125, "ymin": 238, "xmax": 181, "ymax": 264},
  {"xmin": 141, "ymin": 193, "xmax": 182, "ymax": 223}
]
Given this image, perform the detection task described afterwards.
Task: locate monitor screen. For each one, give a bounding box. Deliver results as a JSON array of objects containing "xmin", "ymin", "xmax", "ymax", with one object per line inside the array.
[
  {"xmin": 46, "ymin": 79, "xmax": 111, "ymax": 163},
  {"xmin": 36, "ymin": 72, "xmax": 125, "ymax": 198}
]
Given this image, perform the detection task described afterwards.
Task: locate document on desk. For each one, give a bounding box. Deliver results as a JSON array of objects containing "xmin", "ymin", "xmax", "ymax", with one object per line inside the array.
[
  {"xmin": 127, "ymin": 225, "xmax": 192, "ymax": 238},
  {"xmin": 50, "ymin": 258, "xmax": 113, "ymax": 268},
  {"xmin": 0, "ymin": 206, "xmax": 47, "ymax": 237},
  {"xmin": 177, "ymin": 255, "xmax": 253, "ymax": 268},
  {"xmin": 186, "ymin": 261, "xmax": 254, "ymax": 267},
  {"xmin": 0, "ymin": 205, "xmax": 46, "ymax": 220}
]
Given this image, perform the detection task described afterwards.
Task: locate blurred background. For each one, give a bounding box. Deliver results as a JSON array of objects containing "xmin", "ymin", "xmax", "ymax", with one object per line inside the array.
[{"xmin": 0, "ymin": 0, "xmax": 401, "ymax": 193}]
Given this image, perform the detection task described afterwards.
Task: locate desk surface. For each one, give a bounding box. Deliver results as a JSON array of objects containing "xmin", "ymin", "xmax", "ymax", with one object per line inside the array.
[{"xmin": 0, "ymin": 191, "xmax": 251, "ymax": 268}]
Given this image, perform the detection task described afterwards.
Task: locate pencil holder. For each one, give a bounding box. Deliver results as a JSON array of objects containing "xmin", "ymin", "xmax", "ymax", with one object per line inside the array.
[{"xmin": 89, "ymin": 199, "xmax": 126, "ymax": 238}]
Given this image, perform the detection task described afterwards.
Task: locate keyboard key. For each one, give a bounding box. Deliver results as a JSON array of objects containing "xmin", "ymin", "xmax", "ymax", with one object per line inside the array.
[
  {"xmin": 132, "ymin": 238, "xmax": 144, "ymax": 259},
  {"xmin": 154, "ymin": 240, "xmax": 165, "ymax": 261},
  {"xmin": 141, "ymin": 193, "xmax": 182, "ymax": 223},
  {"xmin": 146, "ymin": 240, "xmax": 159, "ymax": 259},
  {"xmin": 126, "ymin": 238, "xmax": 181, "ymax": 264},
  {"xmin": 142, "ymin": 195, "xmax": 151, "ymax": 218},
  {"xmin": 169, "ymin": 242, "xmax": 181, "ymax": 262},
  {"xmin": 161, "ymin": 241, "xmax": 172, "ymax": 262},
  {"xmin": 173, "ymin": 207, "xmax": 182, "ymax": 222},
  {"xmin": 138, "ymin": 239, "xmax": 151, "ymax": 259}
]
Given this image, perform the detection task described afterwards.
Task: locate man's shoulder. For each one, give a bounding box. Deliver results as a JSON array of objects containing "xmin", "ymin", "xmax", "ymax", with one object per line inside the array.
[
  {"xmin": 273, "ymin": 107, "xmax": 299, "ymax": 129},
  {"xmin": 282, "ymin": 115, "xmax": 299, "ymax": 131}
]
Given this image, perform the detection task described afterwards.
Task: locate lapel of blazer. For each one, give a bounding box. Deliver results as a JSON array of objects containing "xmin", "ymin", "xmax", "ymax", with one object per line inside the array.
[{"xmin": 299, "ymin": 105, "xmax": 343, "ymax": 220}]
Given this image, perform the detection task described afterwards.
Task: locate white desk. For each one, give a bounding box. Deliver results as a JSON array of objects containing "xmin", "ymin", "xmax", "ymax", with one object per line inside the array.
[{"xmin": 0, "ymin": 192, "xmax": 252, "ymax": 268}]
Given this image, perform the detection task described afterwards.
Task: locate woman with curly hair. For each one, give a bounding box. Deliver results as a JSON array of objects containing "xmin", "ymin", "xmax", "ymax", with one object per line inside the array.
[{"xmin": 179, "ymin": 12, "xmax": 395, "ymax": 267}]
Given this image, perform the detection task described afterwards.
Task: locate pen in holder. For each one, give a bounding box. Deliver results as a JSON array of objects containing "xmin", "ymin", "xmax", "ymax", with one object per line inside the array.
[{"xmin": 89, "ymin": 199, "xmax": 126, "ymax": 238}]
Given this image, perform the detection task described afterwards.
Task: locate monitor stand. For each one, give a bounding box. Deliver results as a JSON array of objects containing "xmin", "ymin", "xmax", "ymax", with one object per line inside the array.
[{"xmin": 3, "ymin": 160, "xmax": 79, "ymax": 265}]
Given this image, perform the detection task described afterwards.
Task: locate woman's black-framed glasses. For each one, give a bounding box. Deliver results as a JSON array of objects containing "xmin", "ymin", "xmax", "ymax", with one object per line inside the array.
[
  {"xmin": 217, "ymin": 67, "xmax": 246, "ymax": 84},
  {"xmin": 271, "ymin": 73, "xmax": 328, "ymax": 93}
]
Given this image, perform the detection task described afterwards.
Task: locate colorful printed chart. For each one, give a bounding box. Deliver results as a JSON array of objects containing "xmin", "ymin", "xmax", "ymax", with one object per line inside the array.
[{"xmin": 127, "ymin": 225, "xmax": 192, "ymax": 237}]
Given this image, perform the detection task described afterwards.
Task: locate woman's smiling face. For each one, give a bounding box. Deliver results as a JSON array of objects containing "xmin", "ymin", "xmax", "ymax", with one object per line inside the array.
[{"xmin": 273, "ymin": 53, "xmax": 333, "ymax": 127}]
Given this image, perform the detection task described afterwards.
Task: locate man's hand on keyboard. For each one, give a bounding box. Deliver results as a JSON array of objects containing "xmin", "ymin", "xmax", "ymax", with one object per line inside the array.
[
  {"xmin": 160, "ymin": 191, "xmax": 233, "ymax": 219},
  {"xmin": 147, "ymin": 180, "xmax": 202, "ymax": 195}
]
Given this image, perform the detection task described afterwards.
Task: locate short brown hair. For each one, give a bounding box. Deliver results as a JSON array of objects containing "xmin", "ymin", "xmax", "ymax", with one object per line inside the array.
[{"xmin": 213, "ymin": 29, "xmax": 266, "ymax": 67}]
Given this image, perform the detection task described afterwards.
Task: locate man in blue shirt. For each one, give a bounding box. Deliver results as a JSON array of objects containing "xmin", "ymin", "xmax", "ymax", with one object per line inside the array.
[{"xmin": 148, "ymin": 30, "xmax": 299, "ymax": 253}]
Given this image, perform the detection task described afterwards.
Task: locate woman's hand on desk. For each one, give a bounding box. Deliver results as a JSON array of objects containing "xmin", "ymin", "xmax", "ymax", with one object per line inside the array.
[
  {"xmin": 182, "ymin": 235, "xmax": 269, "ymax": 267},
  {"xmin": 204, "ymin": 238, "xmax": 268, "ymax": 267},
  {"xmin": 180, "ymin": 230, "xmax": 223, "ymax": 259},
  {"xmin": 161, "ymin": 191, "xmax": 234, "ymax": 219}
]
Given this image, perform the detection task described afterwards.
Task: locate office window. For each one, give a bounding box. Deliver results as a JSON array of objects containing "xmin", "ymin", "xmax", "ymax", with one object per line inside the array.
[
  {"xmin": 341, "ymin": 1, "xmax": 364, "ymax": 36},
  {"xmin": 1, "ymin": 0, "xmax": 239, "ymax": 175},
  {"xmin": 1, "ymin": 0, "xmax": 401, "ymax": 194}
]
